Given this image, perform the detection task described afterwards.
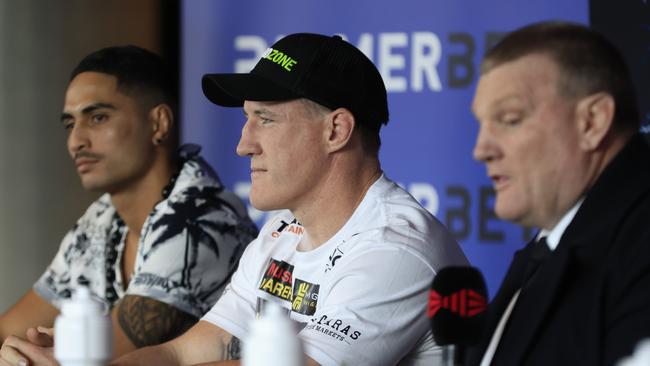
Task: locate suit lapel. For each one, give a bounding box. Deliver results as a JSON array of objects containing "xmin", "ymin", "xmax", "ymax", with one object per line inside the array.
[
  {"xmin": 466, "ymin": 245, "xmax": 530, "ymax": 365},
  {"xmin": 492, "ymin": 244, "xmax": 574, "ymax": 365},
  {"xmin": 485, "ymin": 248, "xmax": 528, "ymax": 335}
]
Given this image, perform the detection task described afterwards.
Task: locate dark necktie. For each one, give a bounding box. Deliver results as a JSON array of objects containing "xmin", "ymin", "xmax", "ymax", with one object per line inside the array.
[{"xmin": 522, "ymin": 237, "xmax": 552, "ymax": 287}]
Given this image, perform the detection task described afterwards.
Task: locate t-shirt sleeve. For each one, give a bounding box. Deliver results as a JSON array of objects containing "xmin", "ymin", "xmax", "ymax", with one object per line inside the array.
[
  {"xmin": 33, "ymin": 229, "xmax": 76, "ymax": 308},
  {"xmin": 126, "ymin": 186, "xmax": 256, "ymax": 318},
  {"xmin": 200, "ymin": 236, "xmax": 263, "ymax": 340},
  {"xmin": 300, "ymin": 248, "xmax": 439, "ymax": 366},
  {"xmin": 33, "ymin": 195, "xmax": 115, "ymax": 308}
]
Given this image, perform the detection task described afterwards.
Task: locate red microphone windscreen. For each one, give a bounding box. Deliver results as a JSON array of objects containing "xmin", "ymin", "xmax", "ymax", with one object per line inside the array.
[{"xmin": 428, "ymin": 266, "xmax": 488, "ymax": 346}]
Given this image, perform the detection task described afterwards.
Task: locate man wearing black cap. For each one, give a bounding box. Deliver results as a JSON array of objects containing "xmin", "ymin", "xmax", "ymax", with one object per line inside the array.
[{"xmin": 114, "ymin": 33, "xmax": 467, "ymax": 366}]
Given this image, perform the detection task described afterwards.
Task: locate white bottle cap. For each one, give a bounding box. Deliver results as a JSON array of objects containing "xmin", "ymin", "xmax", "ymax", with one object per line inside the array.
[
  {"xmin": 243, "ymin": 301, "xmax": 304, "ymax": 366},
  {"xmin": 59, "ymin": 287, "xmax": 105, "ymax": 316},
  {"xmin": 54, "ymin": 287, "xmax": 112, "ymax": 366}
]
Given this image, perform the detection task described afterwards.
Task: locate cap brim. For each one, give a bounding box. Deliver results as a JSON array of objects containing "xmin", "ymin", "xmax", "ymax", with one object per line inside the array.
[{"xmin": 202, "ymin": 73, "xmax": 300, "ymax": 107}]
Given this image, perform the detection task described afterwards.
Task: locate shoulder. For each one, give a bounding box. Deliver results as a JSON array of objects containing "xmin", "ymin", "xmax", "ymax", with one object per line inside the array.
[
  {"xmin": 155, "ymin": 161, "xmax": 240, "ymax": 224},
  {"xmin": 172, "ymin": 156, "xmax": 224, "ymax": 198},
  {"xmin": 163, "ymin": 155, "xmax": 255, "ymax": 224},
  {"xmin": 144, "ymin": 187, "xmax": 257, "ymax": 251},
  {"xmin": 606, "ymin": 191, "xmax": 650, "ymax": 265},
  {"xmin": 569, "ymin": 139, "xmax": 650, "ymax": 262},
  {"xmin": 363, "ymin": 175, "xmax": 443, "ymax": 232},
  {"xmin": 349, "ymin": 176, "xmax": 467, "ymax": 269}
]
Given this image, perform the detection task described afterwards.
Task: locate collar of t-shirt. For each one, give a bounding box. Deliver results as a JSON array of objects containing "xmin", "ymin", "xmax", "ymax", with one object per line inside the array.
[{"xmin": 535, "ymin": 197, "xmax": 584, "ymax": 251}]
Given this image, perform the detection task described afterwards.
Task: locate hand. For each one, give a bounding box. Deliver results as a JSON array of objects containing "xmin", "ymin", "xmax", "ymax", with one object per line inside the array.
[
  {"xmin": 26, "ymin": 328, "xmax": 53, "ymax": 348},
  {"xmin": 0, "ymin": 327, "xmax": 57, "ymax": 366}
]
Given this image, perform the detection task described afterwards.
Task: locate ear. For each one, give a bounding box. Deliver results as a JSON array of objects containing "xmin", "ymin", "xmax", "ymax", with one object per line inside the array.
[
  {"xmin": 574, "ymin": 92, "xmax": 615, "ymax": 151},
  {"xmin": 149, "ymin": 104, "xmax": 174, "ymax": 146},
  {"xmin": 324, "ymin": 108, "xmax": 355, "ymax": 153}
]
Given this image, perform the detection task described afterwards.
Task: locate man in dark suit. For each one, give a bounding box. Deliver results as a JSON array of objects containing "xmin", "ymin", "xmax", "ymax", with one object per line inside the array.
[{"xmin": 467, "ymin": 21, "xmax": 650, "ymax": 365}]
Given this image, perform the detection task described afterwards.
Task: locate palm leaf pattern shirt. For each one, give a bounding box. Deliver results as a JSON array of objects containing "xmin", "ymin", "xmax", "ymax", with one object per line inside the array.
[{"xmin": 34, "ymin": 145, "xmax": 258, "ymax": 318}]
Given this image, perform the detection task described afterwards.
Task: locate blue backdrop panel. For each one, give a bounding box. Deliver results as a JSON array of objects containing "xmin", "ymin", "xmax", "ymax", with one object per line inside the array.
[{"xmin": 180, "ymin": 0, "xmax": 588, "ymax": 297}]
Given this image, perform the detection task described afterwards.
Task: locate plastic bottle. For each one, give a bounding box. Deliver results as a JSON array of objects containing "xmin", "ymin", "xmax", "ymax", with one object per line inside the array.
[
  {"xmin": 243, "ymin": 301, "xmax": 304, "ymax": 366},
  {"xmin": 54, "ymin": 287, "xmax": 112, "ymax": 366}
]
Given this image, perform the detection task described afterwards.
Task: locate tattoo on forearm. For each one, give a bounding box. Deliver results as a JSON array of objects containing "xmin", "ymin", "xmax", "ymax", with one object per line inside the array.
[
  {"xmin": 225, "ymin": 336, "xmax": 241, "ymax": 360},
  {"xmin": 117, "ymin": 295, "xmax": 197, "ymax": 348}
]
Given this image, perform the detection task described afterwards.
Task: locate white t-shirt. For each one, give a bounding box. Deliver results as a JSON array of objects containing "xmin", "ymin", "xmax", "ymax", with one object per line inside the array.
[{"xmin": 203, "ymin": 175, "xmax": 468, "ymax": 365}]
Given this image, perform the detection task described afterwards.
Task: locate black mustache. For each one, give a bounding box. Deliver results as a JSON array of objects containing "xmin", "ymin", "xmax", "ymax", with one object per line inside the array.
[{"xmin": 74, "ymin": 151, "xmax": 103, "ymax": 161}]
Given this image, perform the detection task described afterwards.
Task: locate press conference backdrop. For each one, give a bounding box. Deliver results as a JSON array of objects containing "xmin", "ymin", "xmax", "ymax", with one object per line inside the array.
[{"xmin": 181, "ymin": 0, "xmax": 601, "ymax": 297}]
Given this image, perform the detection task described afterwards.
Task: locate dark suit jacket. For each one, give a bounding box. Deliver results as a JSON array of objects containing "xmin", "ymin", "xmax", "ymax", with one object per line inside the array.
[{"xmin": 466, "ymin": 135, "xmax": 650, "ymax": 366}]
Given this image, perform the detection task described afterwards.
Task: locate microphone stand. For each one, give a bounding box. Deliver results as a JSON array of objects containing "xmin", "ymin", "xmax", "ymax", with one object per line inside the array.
[{"xmin": 442, "ymin": 344, "xmax": 465, "ymax": 366}]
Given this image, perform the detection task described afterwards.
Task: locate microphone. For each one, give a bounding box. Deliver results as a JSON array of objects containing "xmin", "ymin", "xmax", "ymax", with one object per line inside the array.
[{"xmin": 427, "ymin": 266, "xmax": 488, "ymax": 366}]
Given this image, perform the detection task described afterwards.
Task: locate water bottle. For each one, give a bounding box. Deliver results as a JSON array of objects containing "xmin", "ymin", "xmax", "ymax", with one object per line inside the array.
[
  {"xmin": 54, "ymin": 287, "xmax": 112, "ymax": 366},
  {"xmin": 243, "ymin": 301, "xmax": 304, "ymax": 366}
]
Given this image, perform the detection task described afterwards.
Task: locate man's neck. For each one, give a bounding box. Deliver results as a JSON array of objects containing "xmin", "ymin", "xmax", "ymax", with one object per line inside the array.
[
  {"xmin": 294, "ymin": 157, "xmax": 381, "ymax": 251},
  {"xmin": 110, "ymin": 156, "xmax": 177, "ymax": 237}
]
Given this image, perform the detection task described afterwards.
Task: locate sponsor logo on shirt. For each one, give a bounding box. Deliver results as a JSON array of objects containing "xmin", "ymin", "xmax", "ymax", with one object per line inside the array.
[
  {"xmin": 291, "ymin": 279, "xmax": 319, "ymax": 315},
  {"xmin": 271, "ymin": 218, "xmax": 304, "ymax": 238},
  {"xmin": 305, "ymin": 314, "xmax": 362, "ymax": 344},
  {"xmin": 325, "ymin": 246, "xmax": 345, "ymax": 273},
  {"xmin": 259, "ymin": 259, "xmax": 294, "ymax": 301}
]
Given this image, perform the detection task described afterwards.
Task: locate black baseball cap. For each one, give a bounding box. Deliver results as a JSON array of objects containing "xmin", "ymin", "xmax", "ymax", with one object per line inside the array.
[{"xmin": 202, "ymin": 33, "xmax": 389, "ymax": 129}]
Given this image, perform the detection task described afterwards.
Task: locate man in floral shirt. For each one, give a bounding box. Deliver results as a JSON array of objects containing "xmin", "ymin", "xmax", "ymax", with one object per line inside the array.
[{"xmin": 0, "ymin": 46, "xmax": 257, "ymax": 364}]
